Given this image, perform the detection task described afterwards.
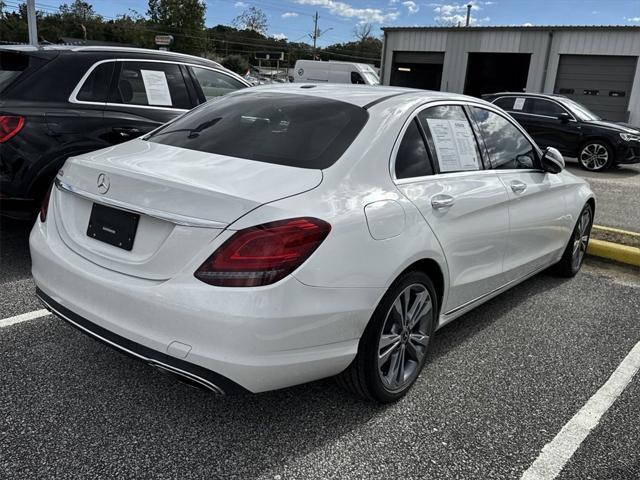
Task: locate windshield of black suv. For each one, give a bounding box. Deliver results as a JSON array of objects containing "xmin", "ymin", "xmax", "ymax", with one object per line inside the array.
[
  {"xmin": 146, "ymin": 92, "xmax": 369, "ymax": 169},
  {"xmin": 559, "ymin": 97, "xmax": 601, "ymax": 121}
]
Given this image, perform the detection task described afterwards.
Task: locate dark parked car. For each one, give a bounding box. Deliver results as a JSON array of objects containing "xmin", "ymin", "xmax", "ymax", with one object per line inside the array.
[
  {"xmin": 483, "ymin": 92, "xmax": 640, "ymax": 172},
  {"xmin": 0, "ymin": 45, "xmax": 250, "ymax": 218}
]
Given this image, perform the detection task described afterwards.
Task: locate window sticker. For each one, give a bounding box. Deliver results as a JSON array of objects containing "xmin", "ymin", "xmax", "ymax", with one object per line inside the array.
[
  {"xmin": 140, "ymin": 69, "xmax": 172, "ymax": 106},
  {"xmin": 513, "ymin": 97, "xmax": 526, "ymax": 110},
  {"xmin": 427, "ymin": 119, "xmax": 480, "ymax": 172}
]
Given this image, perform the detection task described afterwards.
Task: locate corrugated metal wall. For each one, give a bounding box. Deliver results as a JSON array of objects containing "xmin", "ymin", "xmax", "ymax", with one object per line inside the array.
[{"xmin": 382, "ymin": 28, "xmax": 640, "ymax": 123}]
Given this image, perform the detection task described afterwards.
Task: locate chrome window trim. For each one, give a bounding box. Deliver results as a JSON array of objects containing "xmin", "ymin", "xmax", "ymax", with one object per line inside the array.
[
  {"xmin": 54, "ymin": 177, "xmax": 227, "ymax": 229},
  {"xmin": 390, "ymin": 99, "xmax": 543, "ymax": 184},
  {"xmin": 491, "ymin": 95, "xmax": 577, "ymax": 122},
  {"xmin": 68, "ymin": 58, "xmax": 248, "ymax": 110}
]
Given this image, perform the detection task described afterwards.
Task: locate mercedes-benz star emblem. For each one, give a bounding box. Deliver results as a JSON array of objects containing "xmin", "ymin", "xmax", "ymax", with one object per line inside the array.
[{"xmin": 96, "ymin": 173, "xmax": 110, "ymax": 194}]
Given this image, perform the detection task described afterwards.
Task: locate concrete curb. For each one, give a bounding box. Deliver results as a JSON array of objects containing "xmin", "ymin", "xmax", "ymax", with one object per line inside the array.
[
  {"xmin": 591, "ymin": 225, "xmax": 640, "ymax": 249},
  {"xmin": 587, "ymin": 239, "xmax": 640, "ymax": 267}
]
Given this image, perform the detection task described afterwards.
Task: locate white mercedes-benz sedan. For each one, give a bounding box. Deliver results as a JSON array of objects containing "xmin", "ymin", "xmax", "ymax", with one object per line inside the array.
[{"xmin": 31, "ymin": 84, "xmax": 595, "ymax": 402}]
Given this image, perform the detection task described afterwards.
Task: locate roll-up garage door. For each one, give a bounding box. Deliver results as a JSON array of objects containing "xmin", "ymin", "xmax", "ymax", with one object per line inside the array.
[
  {"xmin": 554, "ymin": 55, "xmax": 637, "ymax": 122},
  {"xmin": 390, "ymin": 51, "xmax": 444, "ymax": 91}
]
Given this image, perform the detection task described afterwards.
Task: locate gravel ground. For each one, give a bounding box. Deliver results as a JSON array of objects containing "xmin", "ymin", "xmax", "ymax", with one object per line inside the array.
[{"xmin": 1, "ymin": 219, "xmax": 639, "ymax": 479}]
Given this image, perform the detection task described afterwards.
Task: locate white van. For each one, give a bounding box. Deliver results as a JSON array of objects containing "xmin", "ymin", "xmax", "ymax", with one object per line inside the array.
[{"xmin": 293, "ymin": 60, "xmax": 380, "ymax": 85}]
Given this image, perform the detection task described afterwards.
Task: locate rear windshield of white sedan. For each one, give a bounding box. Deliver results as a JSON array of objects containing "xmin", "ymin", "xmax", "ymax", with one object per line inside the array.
[{"xmin": 146, "ymin": 92, "xmax": 369, "ymax": 169}]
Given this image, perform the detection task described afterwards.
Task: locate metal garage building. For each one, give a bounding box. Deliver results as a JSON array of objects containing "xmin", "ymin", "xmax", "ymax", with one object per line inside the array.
[{"xmin": 380, "ymin": 26, "xmax": 640, "ymax": 123}]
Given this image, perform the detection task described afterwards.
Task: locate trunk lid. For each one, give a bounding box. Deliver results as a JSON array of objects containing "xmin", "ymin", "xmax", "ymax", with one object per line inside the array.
[{"xmin": 53, "ymin": 139, "xmax": 323, "ymax": 280}]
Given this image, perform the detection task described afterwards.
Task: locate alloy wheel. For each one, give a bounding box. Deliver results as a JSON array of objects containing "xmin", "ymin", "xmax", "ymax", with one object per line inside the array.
[
  {"xmin": 378, "ymin": 284, "xmax": 432, "ymax": 392},
  {"xmin": 579, "ymin": 143, "xmax": 609, "ymax": 170},
  {"xmin": 572, "ymin": 208, "xmax": 591, "ymax": 270}
]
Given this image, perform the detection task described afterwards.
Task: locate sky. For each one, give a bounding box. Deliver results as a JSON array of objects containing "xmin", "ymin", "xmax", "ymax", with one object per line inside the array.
[{"xmin": 12, "ymin": 0, "xmax": 640, "ymax": 46}]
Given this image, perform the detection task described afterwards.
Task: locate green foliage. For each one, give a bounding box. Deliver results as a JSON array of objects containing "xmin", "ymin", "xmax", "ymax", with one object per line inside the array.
[
  {"xmin": 147, "ymin": 0, "xmax": 206, "ymax": 55},
  {"xmin": 221, "ymin": 54, "xmax": 249, "ymax": 75}
]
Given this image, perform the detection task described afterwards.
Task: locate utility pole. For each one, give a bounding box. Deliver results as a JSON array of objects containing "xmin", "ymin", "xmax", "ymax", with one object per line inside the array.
[
  {"xmin": 26, "ymin": 0, "xmax": 38, "ymax": 46},
  {"xmin": 308, "ymin": 12, "xmax": 332, "ymax": 61},
  {"xmin": 312, "ymin": 12, "xmax": 319, "ymax": 60},
  {"xmin": 465, "ymin": 3, "xmax": 472, "ymax": 27}
]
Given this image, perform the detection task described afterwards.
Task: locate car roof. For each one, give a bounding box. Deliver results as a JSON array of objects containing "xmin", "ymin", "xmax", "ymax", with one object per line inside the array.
[
  {"xmin": 238, "ymin": 84, "xmax": 478, "ymax": 108},
  {"xmin": 0, "ymin": 44, "xmax": 223, "ymax": 68},
  {"xmin": 487, "ymin": 92, "xmax": 567, "ymax": 100}
]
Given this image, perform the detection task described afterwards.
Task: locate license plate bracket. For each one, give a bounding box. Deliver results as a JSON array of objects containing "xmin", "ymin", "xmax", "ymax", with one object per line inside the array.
[{"xmin": 87, "ymin": 203, "xmax": 139, "ymax": 251}]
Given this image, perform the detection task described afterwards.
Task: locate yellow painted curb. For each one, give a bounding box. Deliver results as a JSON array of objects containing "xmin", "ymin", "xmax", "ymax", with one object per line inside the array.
[
  {"xmin": 587, "ymin": 239, "xmax": 640, "ymax": 267},
  {"xmin": 592, "ymin": 225, "xmax": 640, "ymax": 238}
]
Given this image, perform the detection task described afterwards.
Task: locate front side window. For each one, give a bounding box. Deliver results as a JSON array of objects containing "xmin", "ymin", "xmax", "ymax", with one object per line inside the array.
[
  {"xmin": 418, "ymin": 105, "xmax": 482, "ymax": 173},
  {"xmin": 76, "ymin": 62, "xmax": 114, "ymax": 102},
  {"xmin": 146, "ymin": 92, "xmax": 368, "ymax": 169},
  {"xmin": 395, "ymin": 120, "xmax": 432, "ymax": 179},
  {"xmin": 190, "ymin": 67, "xmax": 246, "ymax": 101},
  {"xmin": 109, "ymin": 61, "xmax": 191, "ymax": 109},
  {"xmin": 525, "ymin": 98, "xmax": 567, "ymax": 117},
  {"xmin": 470, "ymin": 107, "xmax": 537, "ymax": 170},
  {"xmin": 351, "ymin": 72, "xmax": 366, "ymax": 84}
]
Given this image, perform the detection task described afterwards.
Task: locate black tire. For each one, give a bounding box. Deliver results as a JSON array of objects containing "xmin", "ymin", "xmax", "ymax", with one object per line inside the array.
[
  {"xmin": 336, "ymin": 271, "xmax": 438, "ymax": 403},
  {"xmin": 550, "ymin": 203, "xmax": 593, "ymax": 277},
  {"xmin": 577, "ymin": 141, "xmax": 614, "ymax": 171}
]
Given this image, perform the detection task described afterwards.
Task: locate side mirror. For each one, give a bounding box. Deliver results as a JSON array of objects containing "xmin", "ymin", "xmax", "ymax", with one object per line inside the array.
[
  {"xmin": 541, "ymin": 147, "xmax": 565, "ymax": 174},
  {"xmin": 557, "ymin": 112, "xmax": 572, "ymax": 123}
]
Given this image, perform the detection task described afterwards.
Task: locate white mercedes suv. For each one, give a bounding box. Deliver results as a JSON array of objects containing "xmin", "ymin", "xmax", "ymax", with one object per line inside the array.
[{"xmin": 30, "ymin": 84, "xmax": 595, "ymax": 402}]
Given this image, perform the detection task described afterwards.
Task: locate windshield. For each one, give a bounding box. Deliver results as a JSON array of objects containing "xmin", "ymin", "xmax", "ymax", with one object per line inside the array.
[
  {"xmin": 146, "ymin": 92, "xmax": 369, "ymax": 169},
  {"xmin": 559, "ymin": 97, "xmax": 601, "ymax": 121}
]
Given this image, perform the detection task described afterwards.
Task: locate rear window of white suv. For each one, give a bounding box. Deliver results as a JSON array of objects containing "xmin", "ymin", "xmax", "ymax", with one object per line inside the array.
[{"xmin": 146, "ymin": 92, "xmax": 369, "ymax": 169}]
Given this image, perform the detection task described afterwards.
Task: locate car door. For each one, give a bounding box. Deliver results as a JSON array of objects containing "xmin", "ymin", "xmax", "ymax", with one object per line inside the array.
[
  {"xmin": 394, "ymin": 104, "xmax": 511, "ymax": 314},
  {"xmin": 102, "ymin": 60, "xmax": 197, "ymax": 144},
  {"xmin": 521, "ymin": 98, "xmax": 582, "ymax": 155},
  {"xmin": 469, "ymin": 106, "xmax": 568, "ymax": 284}
]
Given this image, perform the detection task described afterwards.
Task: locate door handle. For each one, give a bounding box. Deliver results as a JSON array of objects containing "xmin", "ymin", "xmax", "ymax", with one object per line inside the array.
[
  {"xmin": 431, "ymin": 195, "xmax": 455, "ymax": 210},
  {"xmin": 510, "ymin": 181, "xmax": 527, "ymax": 194},
  {"xmin": 113, "ymin": 127, "xmax": 141, "ymax": 138}
]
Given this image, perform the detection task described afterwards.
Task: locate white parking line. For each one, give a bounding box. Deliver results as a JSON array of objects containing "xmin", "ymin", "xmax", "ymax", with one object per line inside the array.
[
  {"xmin": 521, "ymin": 340, "xmax": 640, "ymax": 480},
  {"xmin": 0, "ymin": 309, "xmax": 50, "ymax": 328}
]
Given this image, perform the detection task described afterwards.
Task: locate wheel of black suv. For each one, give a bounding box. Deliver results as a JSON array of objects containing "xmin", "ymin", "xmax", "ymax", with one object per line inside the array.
[
  {"xmin": 337, "ymin": 271, "xmax": 437, "ymax": 403},
  {"xmin": 578, "ymin": 141, "xmax": 613, "ymax": 171},
  {"xmin": 551, "ymin": 204, "xmax": 593, "ymax": 277}
]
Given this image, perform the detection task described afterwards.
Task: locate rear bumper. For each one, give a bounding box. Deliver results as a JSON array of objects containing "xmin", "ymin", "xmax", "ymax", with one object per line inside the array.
[
  {"xmin": 30, "ymin": 215, "xmax": 384, "ymax": 393},
  {"xmin": 36, "ymin": 288, "xmax": 246, "ymax": 394}
]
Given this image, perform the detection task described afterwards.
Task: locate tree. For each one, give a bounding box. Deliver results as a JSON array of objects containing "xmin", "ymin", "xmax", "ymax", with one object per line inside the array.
[
  {"xmin": 148, "ymin": 0, "xmax": 206, "ymax": 55},
  {"xmin": 232, "ymin": 6, "xmax": 267, "ymax": 35},
  {"xmin": 221, "ymin": 54, "xmax": 249, "ymax": 75},
  {"xmin": 353, "ymin": 23, "xmax": 372, "ymax": 43}
]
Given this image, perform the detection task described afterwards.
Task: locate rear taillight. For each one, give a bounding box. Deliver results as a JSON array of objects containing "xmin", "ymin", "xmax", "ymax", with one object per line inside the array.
[
  {"xmin": 0, "ymin": 116, "xmax": 24, "ymax": 143},
  {"xmin": 39, "ymin": 183, "xmax": 53, "ymax": 223},
  {"xmin": 195, "ymin": 217, "xmax": 331, "ymax": 287}
]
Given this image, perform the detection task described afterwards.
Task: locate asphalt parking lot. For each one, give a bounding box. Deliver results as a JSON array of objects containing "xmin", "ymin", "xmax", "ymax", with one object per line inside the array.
[
  {"xmin": 1, "ymin": 218, "xmax": 639, "ymax": 479},
  {"xmin": 565, "ymin": 160, "xmax": 640, "ymax": 232}
]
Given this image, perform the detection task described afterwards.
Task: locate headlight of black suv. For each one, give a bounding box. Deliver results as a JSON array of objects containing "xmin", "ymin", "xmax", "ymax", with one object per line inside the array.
[{"xmin": 620, "ymin": 132, "xmax": 640, "ymax": 142}]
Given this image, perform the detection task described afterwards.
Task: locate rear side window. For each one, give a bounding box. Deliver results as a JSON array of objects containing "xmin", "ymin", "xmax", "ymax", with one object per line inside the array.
[
  {"xmin": 418, "ymin": 105, "xmax": 482, "ymax": 173},
  {"xmin": 190, "ymin": 66, "xmax": 246, "ymax": 101},
  {"xmin": 76, "ymin": 62, "xmax": 114, "ymax": 102},
  {"xmin": 395, "ymin": 120, "xmax": 432, "ymax": 179},
  {"xmin": 146, "ymin": 92, "xmax": 369, "ymax": 169},
  {"xmin": 470, "ymin": 107, "xmax": 537, "ymax": 170},
  {"xmin": 109, "ymin": 61, "xmax": 191, "ymax": 109},
  {"xmin": 0, "ymin": 51, "xmax": 30, "ymax": 92}
]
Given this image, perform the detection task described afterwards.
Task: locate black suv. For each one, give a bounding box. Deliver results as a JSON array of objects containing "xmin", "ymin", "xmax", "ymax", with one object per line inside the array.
[
  {"xmin": 483, "ymin": 92, "xmax": 640, "ymax": 172},
  {"xmin": 0, "ymin": 45, "xmax": 249, "ymax": 218}
]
